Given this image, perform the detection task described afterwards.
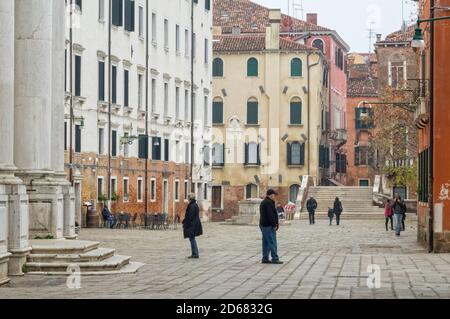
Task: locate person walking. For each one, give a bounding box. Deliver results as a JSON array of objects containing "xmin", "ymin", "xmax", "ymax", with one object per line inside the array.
[
  {"xmin": 183, "ymin": 193, "xmax": 203, "ymax": 259},
  {"xmin": 384, "ymin": 199, "xmax": 394, "ymax": 231},
  {"xmin": 333, "ymin": 197, "xmax": 343, "ymax": 226},
  {"xmin": 306, "ymin": 196, "xmax": 318, "ymax": 225},
  {"xmin": 260, "ymin": 189, "xmax": 283, "ymax": 265},
  {"xmin": 391, "ymin": 193, "xmax": 406, "ymax": 237},
  {"xmin": 328, "ymin": 207, "xmax": 334, "ymax": 226}
]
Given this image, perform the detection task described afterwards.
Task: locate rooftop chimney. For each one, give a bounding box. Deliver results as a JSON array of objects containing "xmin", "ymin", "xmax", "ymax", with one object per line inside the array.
[
  {"xmin": 376, "ymin": 34, "xmax": 382, "ymax": 42},
  {"xmin": 306, "ymin": 13, "xmax": 317, "ymax": 25},
  {"xmin": 266, "ymin": 9, "xmax": 281, "ymax": 50}
]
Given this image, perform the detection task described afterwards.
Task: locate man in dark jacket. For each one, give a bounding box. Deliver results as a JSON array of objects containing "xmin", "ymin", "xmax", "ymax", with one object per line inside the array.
[
  {"xmin": 183, "ymin": 193, "xmax": 203, "ymax": 258},
  {"xmin": 260, "ymin": 189, "xmax": 283, "ymax": 265},
  {"xmin": 102, "ymin": 205, "xmax": 116, "ymax": 229},
  {"xmin": 333, "ymin": 197, "xmax": 343, "ymax": 226},
  {"xmin": 391, "ymin": 193, "xmax": 406, "ymax": 237},
  {"xmin": 306, "ymin": 196, "xmax": 318, "ymax": 225}
]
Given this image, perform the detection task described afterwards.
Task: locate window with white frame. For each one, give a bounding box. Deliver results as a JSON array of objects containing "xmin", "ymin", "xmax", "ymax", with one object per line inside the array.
[
  {"xmin": 137, "ymin": 178, "xmax": 143, "ymax": 202},
  {"xmin": 123, "ymin": 178, "xmax": 129, "ymax": 202},
  {"xmin": 174, "ymin": 180, "xmax": 180, "ymax": 202},
  {"xmin": 184, "ymin": 180, "xmax": 189, "ymax": 201},
  {"xmin": 204, "ymin": 95, "xmax": 208, "ymax": 126},
  {"xmin": 184, "ymin": 89, "xmax": 189, "ymax": 122},
  {"xmin": 111, "ymin": 177, "xmax": 117, "ymax": 197},
  {"xmin": 212, "ymin": 143, "xmax": 224, "ymax": 166},
  {"xmin": 150, "ymin": 178, "xmax": 156, "ymax": 201},
  {"xmin": 97, "ymin": 177, "xmax": 104, "ymax": 199},
  {"xmin": 245, "ymin": 184, "xmax": 258, "ymax": 199}
]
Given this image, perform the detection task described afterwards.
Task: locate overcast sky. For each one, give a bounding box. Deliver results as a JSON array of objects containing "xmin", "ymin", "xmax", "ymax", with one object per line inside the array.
[{"xmin": 252, "ymin": 0, "xmax": 418, "ymax": 52}]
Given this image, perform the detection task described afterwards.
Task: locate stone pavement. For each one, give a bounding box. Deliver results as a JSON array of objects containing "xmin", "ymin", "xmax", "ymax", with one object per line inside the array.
[{"xmin": 1, "ymin": 218, "xmax": 450, "ymax": 299}]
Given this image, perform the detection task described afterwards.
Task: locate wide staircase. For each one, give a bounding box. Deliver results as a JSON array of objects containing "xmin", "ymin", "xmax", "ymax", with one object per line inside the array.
[
  {"xmin": 301, "ymin": 186, "xmax": 385, "ymax": 220},
  {"xmin": 25, "ymin": 240, "xmax": 144, "ymax": 275}
]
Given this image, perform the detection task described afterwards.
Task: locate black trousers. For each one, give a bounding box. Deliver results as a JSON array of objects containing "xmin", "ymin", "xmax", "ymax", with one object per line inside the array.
[
  {"xmin": 385, "ymin": 216, "xmax": 393, "ymax": 230},
  {"xmin": 308, "ymin": 212, "xmax": 315, "ymax": 224},
  {"xmin": 335, "ymin": 214, "xmax": 341, "ymax": 226}
]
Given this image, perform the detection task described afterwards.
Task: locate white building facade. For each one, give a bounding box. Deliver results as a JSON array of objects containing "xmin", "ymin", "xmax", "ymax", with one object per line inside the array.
[{"xmin": 65, "ymin": 0, "xmax": 213, "ymax": 222}]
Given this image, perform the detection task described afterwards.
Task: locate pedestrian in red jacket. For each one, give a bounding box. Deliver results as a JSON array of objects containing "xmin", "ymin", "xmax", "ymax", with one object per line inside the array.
[{"xmin": 384, "ymin": 199, "xmax": 393, "ymax": 231}]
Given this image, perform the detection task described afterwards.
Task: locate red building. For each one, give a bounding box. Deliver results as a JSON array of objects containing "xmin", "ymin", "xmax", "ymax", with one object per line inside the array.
[
  {"xmin": 416, "ymin": 0, "xmax": 450, "ymax": 252},
  {"xmin": 345, "ymin": 53, "xmax": 379, "ymax": 187}
]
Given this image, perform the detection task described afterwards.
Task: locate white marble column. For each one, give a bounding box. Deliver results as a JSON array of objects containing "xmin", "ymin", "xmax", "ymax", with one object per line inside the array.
[
  {"xmin": 51, "ymin": 0, "xmax": 76, "ymax": 239},
  {"xmin": 14, "ymin": 0, "xmax": 65, "ymax": 240},
  {"xmin": 0, "ymin": 0, "xmax": 30, "ymax": 280}
]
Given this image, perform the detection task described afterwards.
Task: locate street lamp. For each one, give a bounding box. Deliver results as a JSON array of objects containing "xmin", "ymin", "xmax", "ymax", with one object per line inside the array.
[{"xmin": 411, "ymin": 15, "xmax": 450, "ymax": 49}]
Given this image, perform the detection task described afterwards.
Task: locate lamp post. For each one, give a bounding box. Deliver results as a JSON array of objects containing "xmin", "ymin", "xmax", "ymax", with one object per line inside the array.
[{"xmin": 411, "ymin": 16, "xmax": 450, "ymax": 49}]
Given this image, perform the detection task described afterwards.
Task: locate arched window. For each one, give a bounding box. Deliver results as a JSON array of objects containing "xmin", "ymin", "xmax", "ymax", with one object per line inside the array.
[
  {"xmin": 312, "ymin": 39, "xmax": 324, "ymax": 53},
  {"xmin": 213, "ymin": 58, "xmax": 224, "ymax": 77},
  {"xmin": 290, "ymin": 97, "xmax": 302, "ymax": 125},
  {"xmin": 291, "ymin": 58, "xmax": 303, "ymax": 77},
  {"xmin": 247, "ymin": 98, "xmax": 259, "ymax": 125},
  {"xmin": 212, "ymin": 143, "xmax": 224, "ymax": 166},
  {"xmin": 247, "ymin": 58, "xmax": 258, "ymax": 77},
  {"xmin": 212, "ymin": 97, "xmax": 224, "ymax": 124},
  {"xmin": 289, "ymin": 184, "xmax": 300, "ymax": 203},
  {"xmin": 245, "ymin": 183, "xmax": 258, "ymax": 199}
]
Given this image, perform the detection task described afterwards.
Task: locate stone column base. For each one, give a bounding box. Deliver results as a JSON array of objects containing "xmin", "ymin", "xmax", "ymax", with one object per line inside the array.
[
  {"xmin": 0, "ymin": 252, "xmax": 11, "ymax": 285},
  {"xmin": 8, "ymin": 248, "xmax": 31, "ymax": 276},
  {"xmin": 433, "ymin": 231, "xmax": 450, "ymax": 253}
]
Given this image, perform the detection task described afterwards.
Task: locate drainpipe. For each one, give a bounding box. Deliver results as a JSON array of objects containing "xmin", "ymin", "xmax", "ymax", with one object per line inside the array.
[
  {"xmin": 190, "ymin": 1, "xmax": 195, "ymax": 189},
  {"xmin": 69, "ymin": 0, "xmax": 74, "ymax": 185},
  {"xmin": 307, "ymin": 51, "xmax": 320, "ymax": 176},
  {"xmin": 145, "ymin": 0, "xmax": 149, "ymax": 215},
  {"xmin": 107, "ymin": 0, "xmax": 112, "ymax": 204},
  {"xmin": 427, "ymin": 0, "xmax": 435, "ymax": 253}
]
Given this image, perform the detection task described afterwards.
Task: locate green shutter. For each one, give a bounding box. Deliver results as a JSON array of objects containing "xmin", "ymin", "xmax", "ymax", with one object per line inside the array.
[
  {"xmin": 247, "ymin": 102, "xmax": 258, "ymax": 124},
  {"xmin": 244, "ymin": 143, "xmax": 249, "ymax": 165},
  {"xmin": 213, "ymin": 58, "xmax": 223, "ymax": 77},
  {"xmin": 290, "ymin": 102, "xmax": 302, "ymax": 125},
  {"xmin": 247, "ymin": 58, "xmax": 258, "ymax": 77},
  {"xmin": 212, "ymin": 102, "xmax": 223, "ymax": 124},
  {"xmin": 138, "ymin": 135, "xmax": 148, "ymax": 159},
  {"xmin": 291, "ymin": 58, "xmax": 302, "ymax": 77},
  {"xmin": 287, "ymin": 143, "xmax": 292, "ymax": 166},
  {"xmin": 300, "ymin": 143, "xmax": 305, "ymax": 166},
  {"xmin": 354, "ymin": 147, "xmax": 360, "ymax": 166}
]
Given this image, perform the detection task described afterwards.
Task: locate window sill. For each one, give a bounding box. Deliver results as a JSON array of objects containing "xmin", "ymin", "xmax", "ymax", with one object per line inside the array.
[
  {"xmin": 290, "ymin": 76, "xmax": 304, "ymax": 79},
  {"xmin": 152, "ymin": 40, "xmax": 157, "ymax": 47},
  {"xmin": 244, "ymin": 164, "xmax": 261, "ymax": 168},
  {"xmin": 213, "ymin": 123, "xmax": 225, "ymax": 127},
  {"xmin": 138, "ymin": 36, "xmax": 145, "ymax": 42},
  {"xmin": 245, "ymin": 124, "xmax": 260, "ymax": 127},
  {"xmin": 212, "ymin": 165, "xmax": 225, "ymax": 169},
  {"xmin": 288, "ymin": 124, "xmax": 304, "ymax": 127},
  {"xmin": 288, "ymin": 165, "xmax": 305, "ymax": 168},
  {"xmin": 98, "ymin": 19, "xmax": 105, "ymax": 24},
  {"xmin": 213, "ymin": 76, "xmax": 225, "ymax": 79}
]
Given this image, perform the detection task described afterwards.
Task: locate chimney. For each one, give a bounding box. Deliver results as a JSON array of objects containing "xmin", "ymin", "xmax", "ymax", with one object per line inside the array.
[
  {"xmin": 376, "ymin": 34, "xmax": 382, "ymax": 42},
  {"xmin": 266, "ymin": 9, "xmax": 281, "ymax": 50},
  {"xmin": 306, "ymin": 13, "xmax": 317, "ymax": 25}
]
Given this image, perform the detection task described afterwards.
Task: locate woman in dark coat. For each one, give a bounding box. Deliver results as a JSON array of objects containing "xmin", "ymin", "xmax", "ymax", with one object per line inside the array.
[
  {"xmin": 183, "ymin": 193, "xmax": 203, "ymax": 259},
  {"xmin": 333, "ymin": 197, "xmax": 343, "ymax": 226}
]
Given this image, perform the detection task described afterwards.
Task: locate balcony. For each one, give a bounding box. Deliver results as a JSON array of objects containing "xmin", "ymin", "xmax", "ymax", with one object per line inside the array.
[{"xmin": 329, "ymin": 129, "xmax": 347, "ymax": 144}]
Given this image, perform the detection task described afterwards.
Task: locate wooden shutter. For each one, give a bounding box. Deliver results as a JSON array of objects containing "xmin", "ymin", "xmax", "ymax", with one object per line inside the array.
[
  {"xmin": 124, "ymin": 0, "xmax": 135, "ymax": 32},
  {"xmin": 287, "ymin": 143, "xmax": 292, "ymax": 166},
  {"xmin": 290, "ymin": 102, "xmax": 302, "ymax": 124},
  {"xmin": 244, "ymin": 143, "xmax": 249, "ymax": 165},
  {"xmin": 213, "ymin": 102, "xmax": 223, "ymax": 124},
  {"xmin": 247, "ymin": 102, "xmax": 258, "ymax": 124},
  {"xmin": 138, "ymin": 135, "xmax": 148, "ymax": 159},
  {"xmin": 112, "ymin": 131, "xmax": 117, "ymax": 157},
  {"xmin": 75, "ymin": 125, "xmax": 81, "ymax": 153},
  {"xmin": 112, "ymin": 0, "xmax": 123, "ymax": 27},
  {"xmin": 75, "ymin": 55, "xmax": 81, "ymax": 97},
  {"xmin": 257, "ymin": 144, "xmax": 261, "ymax": 166},
  {"xmin": 164, "ymin": 139, "xmax": 169, "ymax": 161},
  {"xmin": 124, "ymin": 70, "xmax": 129, "ymax": 107},
  {"xmin": 112, "ymin": 66, "xmax": 117, "ymax": 104},
  {"xmin": 247, "ymin": 58, "xmax": 258, "ymax": 77},
  {"xmin": 300, "ymin": 143, "xmax": 305, "ymax": 166},
  {"xmin": 98, "ymin": 61, "xmax": 105, "ymax": 101}
]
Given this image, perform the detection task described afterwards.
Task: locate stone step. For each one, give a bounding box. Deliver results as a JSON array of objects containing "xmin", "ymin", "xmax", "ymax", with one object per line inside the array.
[
  {"xmin": 27, "ymin": 261, "xmax": 145, "ymax": 276},
  {"xmin": 27, "ymin": 248, "xmax": 116, "ymax": 263},
  {"xmin": 29, "ymin": 240, "xmax": 100, "ymax": 255},
  {"xmin": 25, "ymin": 255, "xmax": 131, "ymax": 273}
]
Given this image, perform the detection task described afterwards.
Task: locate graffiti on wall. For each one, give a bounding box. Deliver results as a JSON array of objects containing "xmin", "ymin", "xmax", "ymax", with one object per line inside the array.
[{"xmin": 438, "ymin": 181, "xmax": 450, "ymax": 201}]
